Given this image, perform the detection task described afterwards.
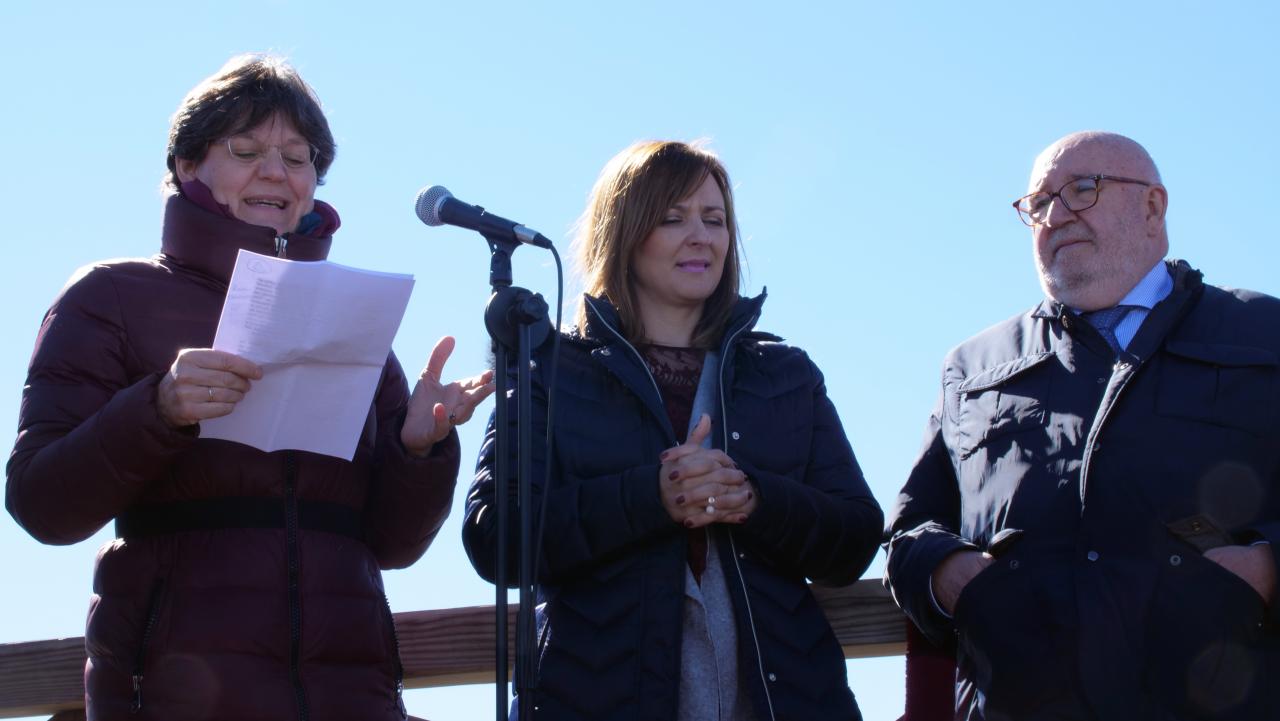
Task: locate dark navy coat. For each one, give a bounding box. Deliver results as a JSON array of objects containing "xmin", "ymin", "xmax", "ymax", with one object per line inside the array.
[
  {"xmin": 885, "ymin": 261, "xmax": 1280, "ymax": 720},
  {"xmin": 463, "ymin": 292, "xmax": 883, "ymax": 721}
]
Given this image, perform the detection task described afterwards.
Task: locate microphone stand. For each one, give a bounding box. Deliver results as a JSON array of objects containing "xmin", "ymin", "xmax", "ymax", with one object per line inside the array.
[{"xmin": 483, "ymin": 233, "xmax": 550, "ymax": 721}]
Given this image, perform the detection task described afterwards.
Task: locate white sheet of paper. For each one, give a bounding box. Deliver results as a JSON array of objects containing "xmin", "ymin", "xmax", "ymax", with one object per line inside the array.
[{"xmin": 200, "ymin": 249, "xmax": 415, "ymax": 460}]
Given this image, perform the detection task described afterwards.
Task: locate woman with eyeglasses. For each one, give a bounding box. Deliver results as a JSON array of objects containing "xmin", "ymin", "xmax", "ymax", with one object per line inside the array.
[
  {"xmin": 5, "ymin": 54, "xmax": 493, "ymax": 721},
  {"xmin": 463, "ymin": 140, "xmax": 884, "ymax": 721}
]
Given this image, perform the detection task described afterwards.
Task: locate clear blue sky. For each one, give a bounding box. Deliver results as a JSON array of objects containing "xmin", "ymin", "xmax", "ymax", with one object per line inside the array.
[{"xmin": 2, "ymin": 2, "xmax": 1277, "ymax": 719}]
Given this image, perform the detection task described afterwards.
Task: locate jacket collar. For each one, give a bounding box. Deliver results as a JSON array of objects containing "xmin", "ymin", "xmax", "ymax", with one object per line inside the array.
[
  {"xmin": 159, "ymin": 192, "xmax": 335, "ymax": 284},
  {"xmin": 574, "ymin": 290, "xmax": 769, "ymax": 446},
  {"xmin": 1029, "ymin": 259, "xmax": 1204, "ymax": 363},
  {"xmin": 722, "ymin": 290, "xmax": 768, "ymax": 347},
  {"xmin": 578, "ymin": 289, "xmax": 770, "ymax": 348}
]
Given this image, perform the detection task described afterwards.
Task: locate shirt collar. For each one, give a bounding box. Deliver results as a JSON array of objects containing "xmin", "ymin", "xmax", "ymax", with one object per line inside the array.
[
  {"xmin": 1115, "ymin": 259, "xmax": 1174, "ymax": 310},
  {"xmin": 1063, "ymin": 259, "xmax": 1173, "ymax": 315}
]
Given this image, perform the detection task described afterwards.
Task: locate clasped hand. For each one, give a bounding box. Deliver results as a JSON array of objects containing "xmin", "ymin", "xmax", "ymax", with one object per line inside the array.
[{"xmin": 658, "ymin": 414, "xmax": 758, "ymax": 528}]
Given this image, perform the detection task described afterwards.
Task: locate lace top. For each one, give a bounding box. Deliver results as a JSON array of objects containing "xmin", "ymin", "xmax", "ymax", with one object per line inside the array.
[{"xmin": 641, "ymin": 344, "xmax": 709, "ymax": 580}]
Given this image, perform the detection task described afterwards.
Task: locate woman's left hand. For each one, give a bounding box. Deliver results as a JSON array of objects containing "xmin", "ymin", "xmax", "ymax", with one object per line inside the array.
[
  {"xmin": 659, "ymin": 415, "xmax": 760, "ymax": 527},
  {"xmin": 683, "ymin": 474, "xmax": 759, "ymax": 526},
  {"xmin": 401, "ymin": 336, "xmax": 496, "ymax": 456}
]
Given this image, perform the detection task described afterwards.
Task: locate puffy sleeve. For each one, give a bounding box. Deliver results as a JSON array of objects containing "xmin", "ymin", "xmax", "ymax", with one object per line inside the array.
[
  {"xmin": 883, "ymin": 390, "xmax": 980, "ymax": 643},
  {"xmin": 361, "ymin": 350, "xmax": 462, "ymax": 570},
  {"xmin": 731, "ymin": 352, "xmax": 884, "ymax": 586},
  {"xmin": 6, "ymin": 266, "xmax": 197, "ymax": 545}
]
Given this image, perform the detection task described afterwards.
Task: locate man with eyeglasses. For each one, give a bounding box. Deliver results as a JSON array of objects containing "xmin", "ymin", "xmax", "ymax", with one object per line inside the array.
[{"xmin": 885, "ymin": 131, "xmax": 1280, "ymax": 720}]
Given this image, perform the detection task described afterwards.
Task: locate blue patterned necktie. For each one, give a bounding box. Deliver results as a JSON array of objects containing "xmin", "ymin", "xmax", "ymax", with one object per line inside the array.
[{"xmin": 1082, "ymin": 305, "xmax": 1135, "ymax": 355}]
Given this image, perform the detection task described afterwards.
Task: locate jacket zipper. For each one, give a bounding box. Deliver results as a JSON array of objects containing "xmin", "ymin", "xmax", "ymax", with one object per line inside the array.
[
  {"xmin": 380, "ymin": 591, "xmax": 408, "ymax": 718},
  {"xmin": 283, "ymin": 451, "xmax": 310, "ymax": 720},
  {"xmin": 275, "ymin": 235, "xmax": 306, "ymax": 717},
  {"xmin": 726, "ymin": 535, "xmax": 777, "ymax": 720},
  {"xmin": 586, "ymin": 297, "xmax": 776, "ymax": 719},
  {"xmin": 716, "ymin": 310, "xmax": 778, "ymax": 721},
  {"xmin": 130, "ymin": 578, "xmax": 167, "ymax": 713},
  {"xmin": 583, "ymin": 297, "xmax": 668, "ymax": 432}
]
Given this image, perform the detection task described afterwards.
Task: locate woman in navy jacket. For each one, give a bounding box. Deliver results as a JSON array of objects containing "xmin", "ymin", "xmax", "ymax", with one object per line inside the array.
[{"xmin": 463, "ymin": 141, "xmax": 882, "ymax": 721}]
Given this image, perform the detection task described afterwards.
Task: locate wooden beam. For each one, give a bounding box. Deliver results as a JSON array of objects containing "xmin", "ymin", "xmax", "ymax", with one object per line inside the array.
[
  {"xmin": 396, "ymin": 603, "xmax": 516, "ymax": 690},
  {"xmin": 1, "ymin": 579, "xmax": 905, "ymax": 718},
  {"xmin": 0, "ymin": 637, "xmax": 84, "ymax": 718},
  {"xmin": 812, "ymin": 580, "xmax": 907, "ymax": 659}
]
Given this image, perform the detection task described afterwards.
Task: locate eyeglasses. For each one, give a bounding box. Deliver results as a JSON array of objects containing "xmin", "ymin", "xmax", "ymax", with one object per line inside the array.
[
  {"xmin": 1012, "ymin": 174, "xmax": 1151, "ymax": 226},
  {"xmin": 225, "ymin": 135, "xmax": 318, "ymax": 171}
]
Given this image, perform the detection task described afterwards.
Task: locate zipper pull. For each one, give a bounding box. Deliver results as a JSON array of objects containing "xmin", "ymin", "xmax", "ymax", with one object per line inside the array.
[
  {"xmin": 275, "ymin": 235, "xmax": 288, "ymax": 258},
  {"xmin": 131, "ymin": 673, "xmax": 143, "ymax": 712}
]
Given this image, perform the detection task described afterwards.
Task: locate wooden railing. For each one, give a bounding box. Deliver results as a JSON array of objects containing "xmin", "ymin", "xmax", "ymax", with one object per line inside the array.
[{"xmin": 0, "ymin": 579, "xmax": 905, "ymax": 720}]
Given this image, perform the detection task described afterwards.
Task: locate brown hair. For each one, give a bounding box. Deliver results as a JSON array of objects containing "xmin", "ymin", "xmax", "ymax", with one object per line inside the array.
[
  {"xmin": 165, "ymin": 54, "xmax": 335, "ymax": 191},
  {"xmin": 575, "ymin": 140, "xmax": 742, "ymax": 348}
]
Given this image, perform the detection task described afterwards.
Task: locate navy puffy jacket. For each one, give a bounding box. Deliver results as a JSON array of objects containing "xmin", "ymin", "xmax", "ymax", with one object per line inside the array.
[{"xmin": 464, "ymin": 292, "xmax": 883, "ymax": 721}]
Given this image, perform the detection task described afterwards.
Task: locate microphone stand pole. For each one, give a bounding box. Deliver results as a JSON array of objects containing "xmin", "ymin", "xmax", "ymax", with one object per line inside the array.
[{"xmin": 484, "ymin": 233, "xmax": 549, "ymax": 721}]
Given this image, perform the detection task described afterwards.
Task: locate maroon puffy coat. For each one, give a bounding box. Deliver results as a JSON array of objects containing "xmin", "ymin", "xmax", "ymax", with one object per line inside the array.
[{"xmin": 6, "ymin": 194, "xmax": 460, "ymax": 721}]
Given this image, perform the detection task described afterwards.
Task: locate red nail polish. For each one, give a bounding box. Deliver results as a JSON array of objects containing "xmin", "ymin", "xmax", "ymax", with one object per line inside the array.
[
  {"xmin": 683, "ymin": 519, "xmax": 694, "ymax": 528},
  {"xmin": 747, "ymin": 492, "xmax": 754, "ymax": 500},
  {"xmin": 669, "ymin": 471, "xmax": 679, "ymax": 481},
  {"xmin": 675, "ymin": 495, "xmax": 685, "ymax": 504},
  {"xmin": 659, "ymin": 450, "xmax": 670, "ymax": 461}
]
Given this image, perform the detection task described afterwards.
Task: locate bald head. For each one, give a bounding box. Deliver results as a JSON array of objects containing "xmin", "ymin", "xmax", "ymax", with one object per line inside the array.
[
  {"xmin": 1030, "ymin": 132, "xmax": 1162, "ymax": 192},
  {"xmin": 1027, "ymin": 131, "xmax": 1169, "ymax": 310}
]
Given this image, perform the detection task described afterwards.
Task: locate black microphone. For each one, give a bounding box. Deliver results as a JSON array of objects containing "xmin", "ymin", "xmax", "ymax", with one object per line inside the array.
[{"xmin": 415, "ymin": 186, "xmax": 553, "ymax": 249}]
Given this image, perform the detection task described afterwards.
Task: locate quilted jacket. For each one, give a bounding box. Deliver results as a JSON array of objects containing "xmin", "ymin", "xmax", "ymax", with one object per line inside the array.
[
  {"xmin": 464, "ymin": 292, "xmax": 883, "ymax": 721},
  {"xmin": 7, "ymin": 193, "xmax": 460, "ymax": 721}
]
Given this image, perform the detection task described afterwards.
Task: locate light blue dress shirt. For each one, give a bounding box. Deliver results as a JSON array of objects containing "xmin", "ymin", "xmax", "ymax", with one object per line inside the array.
[{"xmin": 1084, "ymin": 260, "xmax": 1173, "ymax": 350}]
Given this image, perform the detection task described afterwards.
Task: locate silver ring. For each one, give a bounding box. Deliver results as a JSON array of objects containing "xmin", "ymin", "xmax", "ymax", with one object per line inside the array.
[
  {"xmin": 705, "ymin": 505, "xmax": 715, "ymax": 514},
  {"xmin": 207, "ymin": 386, "xmax": 214, "ymax": 402},
  {"xmin": 707, "ymin": 496, "xmax": 716, "ymax": 505}
]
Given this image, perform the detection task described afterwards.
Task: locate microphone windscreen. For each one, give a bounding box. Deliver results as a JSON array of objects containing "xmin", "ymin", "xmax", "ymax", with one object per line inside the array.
[{"xmin": 414, "ymin": 185, "xmax": 453, "ymax": 226}]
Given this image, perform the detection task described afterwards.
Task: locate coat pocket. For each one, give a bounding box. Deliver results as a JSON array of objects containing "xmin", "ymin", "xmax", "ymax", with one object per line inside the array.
[
  {"xmin": 952, "ymin": 352, "xmax": 1054, "ymax": 460},
  {"xmin": 952, "ymin": 551, "xmax": 1073, "ymax": 714},
  {"xmin": 1145, "ymin": 545, "xmax": 1270, "ymax": 719},
  {"xmin": 1156, "ymin": 341, "xmax": 1280, "ymax": 436}
]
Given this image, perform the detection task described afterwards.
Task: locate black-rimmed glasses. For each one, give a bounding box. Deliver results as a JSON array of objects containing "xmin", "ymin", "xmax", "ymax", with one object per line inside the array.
[{"xmin": 1012, "ymin": 174, "xmax": 1151, "ymax": 226}]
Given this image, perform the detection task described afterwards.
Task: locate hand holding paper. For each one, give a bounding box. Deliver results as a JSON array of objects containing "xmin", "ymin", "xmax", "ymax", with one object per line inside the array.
[
  {"xmin": 200, "ymin": 250, "xmax": 415, "ymax": 460},
  {"xmin": 157, "ymin": 349, "xmax": 263, "ymax": 427}
]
